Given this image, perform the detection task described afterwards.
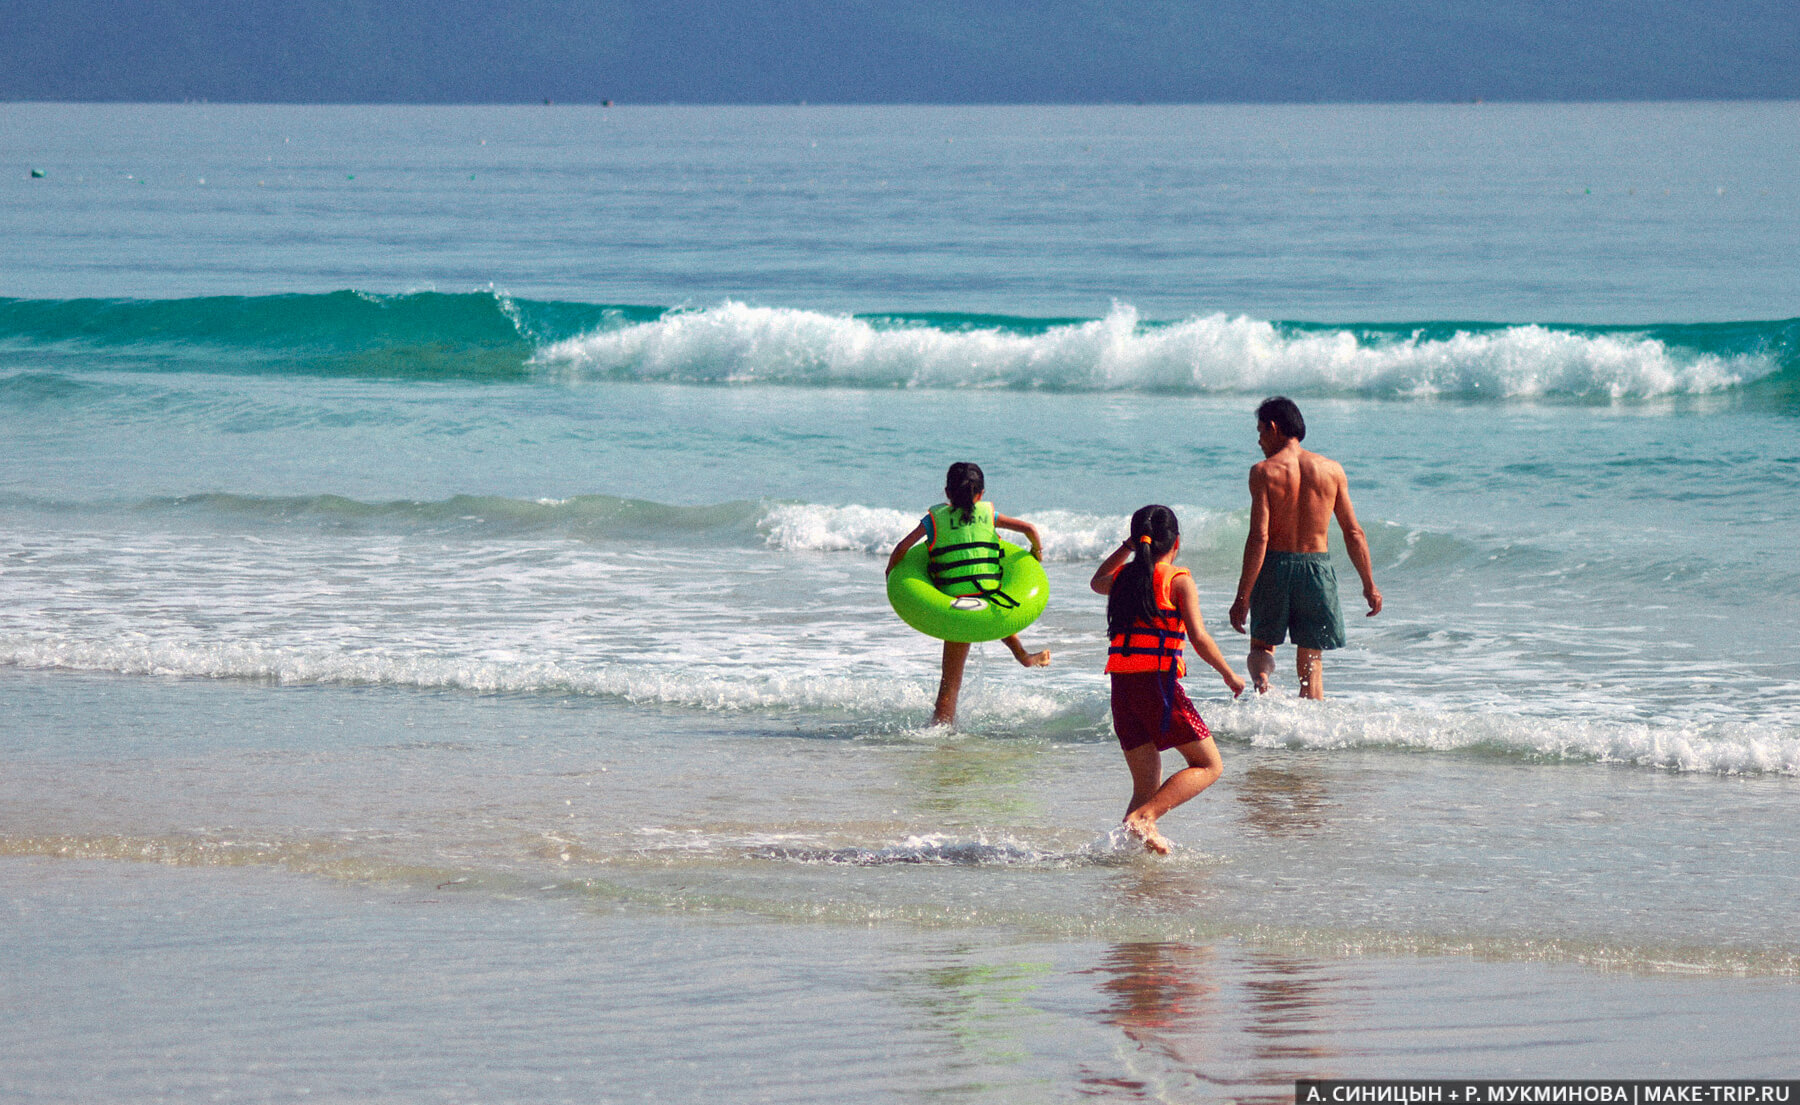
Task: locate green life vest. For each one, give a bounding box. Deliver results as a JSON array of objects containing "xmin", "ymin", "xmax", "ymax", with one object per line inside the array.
[{"xmin": 927, "ymin": 501, "xmax": 1005, "ymax": 599}]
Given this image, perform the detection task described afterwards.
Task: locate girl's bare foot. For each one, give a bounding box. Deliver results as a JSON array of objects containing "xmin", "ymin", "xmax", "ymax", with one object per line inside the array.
[
  {"xmin": 1123, "ymin": 811, "xmax": 1172, "ymax": 855},
  {"xmin": 1017, "ymin": 650, "xmax": 1050, "ymax": 668}
]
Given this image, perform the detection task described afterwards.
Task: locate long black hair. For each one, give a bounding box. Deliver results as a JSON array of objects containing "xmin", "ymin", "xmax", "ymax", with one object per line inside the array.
[
  {"xmin": 944, "ymin": 462, "xmax": 985, "ymax": 525},
  {"xmin": 1106, "ymin": 504, "xmax": 1180, "ymax": 638}
]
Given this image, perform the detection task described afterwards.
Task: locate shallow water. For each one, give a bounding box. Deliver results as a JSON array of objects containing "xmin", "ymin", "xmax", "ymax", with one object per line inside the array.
[
  {"xmin": 8, "ymin": 860, "xmax": 1798, "ymax": 1105},
  {"xmin": 6, "ymin": 669, "xmax": 1800, "ymax": 1102}
]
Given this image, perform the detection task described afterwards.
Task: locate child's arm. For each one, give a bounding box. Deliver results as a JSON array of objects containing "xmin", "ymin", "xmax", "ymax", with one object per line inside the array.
[
  {"xmin": 886, "ymin": 522, "xmax": 927, "ymax": 576},
  {"xmin": 1089, "ymin": 539, "xmax": 1134, "ymax": 594},
  {"xmin": 1173, "ymin": 573, "xmax": 1246, "ymax": 697},
  {"xmin": 993, "ymin": 512, "xmax": 1042, "ymax": 558}
]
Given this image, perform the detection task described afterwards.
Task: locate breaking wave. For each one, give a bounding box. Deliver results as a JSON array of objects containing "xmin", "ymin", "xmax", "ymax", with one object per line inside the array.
[
  {"xmin": 4, "ymin": 292, "xmax": 1792, "ymax": 401},
  {"xmin": 538, "ymin": 301, "xmax": 1796, "ymax": 399}
]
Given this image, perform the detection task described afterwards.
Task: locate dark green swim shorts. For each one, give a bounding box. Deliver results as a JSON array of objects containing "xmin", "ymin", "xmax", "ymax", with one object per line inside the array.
[{"xmin": 1249, "ymin": 551, "xmax": 1346, "ymax": 651}]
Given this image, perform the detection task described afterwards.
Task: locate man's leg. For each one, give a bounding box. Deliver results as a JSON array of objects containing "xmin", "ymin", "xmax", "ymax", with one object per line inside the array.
[
  {"xmin": 1248, "ymin": 640, "xmax": 1276, "ymax": 694},
  {"xmin": 1297, "ymin": 647, "xmax": 1323, "ymax": 700},
  {"xmin": 1291, "ymin": 558, "xmax": 1342, "ymax": 701},
  {"xmin": 932, "ymin": 640, "xmax": 971, "ymax": 726}
]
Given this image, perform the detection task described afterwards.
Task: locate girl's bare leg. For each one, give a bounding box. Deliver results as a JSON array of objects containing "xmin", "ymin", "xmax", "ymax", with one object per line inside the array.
[
  {"xmin": 1122, "ymin": 738, "xmax": 1223, "ymax": 855},
  {"xmin": 1122, "ymin": 744, "xmax": 1165, "ymax": 814},
  {"xmin": 932, "ymin": 640, "xmax": 971, "ymax": 726},
  {"xmin": 1001, "ymin": 634, "xmax": 1050, "ymax": 667}
]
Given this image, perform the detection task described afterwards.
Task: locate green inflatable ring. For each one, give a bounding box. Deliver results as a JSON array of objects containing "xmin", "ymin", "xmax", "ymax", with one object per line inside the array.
[{"xmin": 887, "ymin": 540, "xmax": 1049, "ymax": 643}]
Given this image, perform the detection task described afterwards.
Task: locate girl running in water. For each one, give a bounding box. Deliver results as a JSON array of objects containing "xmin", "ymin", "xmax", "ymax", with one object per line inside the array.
[
  {"xmin": 887, "ymin": 462, "xmax": 1050, "ymax": 727},
  {"xmin": 1090, "ymin": 504, "xmax": 1244, "ymax": 853}
]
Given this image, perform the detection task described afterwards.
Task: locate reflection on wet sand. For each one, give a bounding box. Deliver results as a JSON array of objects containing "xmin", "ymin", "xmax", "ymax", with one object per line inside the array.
[
  {"xmin": 1082, "ymin": 928, "xmax": 1354, "ymax": 1099},
  {"xmin": 1241, "ymin": 954, "xmax": 1353, "ymax": 1067},
  {"xmin": 1082, "ymin": 940, "xmax": 1220, "ymax": 1098}
]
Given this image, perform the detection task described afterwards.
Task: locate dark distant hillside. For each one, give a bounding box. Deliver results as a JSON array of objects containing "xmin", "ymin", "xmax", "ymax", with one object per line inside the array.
[{"xmin": 4, "ymin": 0, "xmax": 1797, "ymax": 103}]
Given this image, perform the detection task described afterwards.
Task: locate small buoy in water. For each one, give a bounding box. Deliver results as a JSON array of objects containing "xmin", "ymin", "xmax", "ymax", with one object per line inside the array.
[{"xmin": 30, "ymin": 168, "xmax": 45, "ymax": 178}]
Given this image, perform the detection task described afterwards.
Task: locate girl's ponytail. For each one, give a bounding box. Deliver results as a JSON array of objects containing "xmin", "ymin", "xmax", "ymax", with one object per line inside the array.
[
  {"xmin": 944, "ymin": 462, "xmax": 985, "ymax": 525},
  {"xmin": 1106, "ymin": 505, "xmax": 1180, "ymax": 638}
]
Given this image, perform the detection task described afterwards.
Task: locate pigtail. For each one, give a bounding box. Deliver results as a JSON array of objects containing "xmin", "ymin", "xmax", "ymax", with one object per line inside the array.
[
  {"xmin": 1106, "ymin": 505, "xmax": 1179, "ymax": 638},
  {"xmin": 944, "ymin": 462, "xmax": 985, "ymax": 525}
]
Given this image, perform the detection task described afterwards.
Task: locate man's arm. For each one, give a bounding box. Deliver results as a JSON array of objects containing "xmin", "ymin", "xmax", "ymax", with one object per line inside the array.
[
  {"xmin": 1332, "ymin": 476, "xmax": 1382, "ymax": 617},
  {"xmin": 1229, "ymin": 465, "xmax": 1270, "ymax": 634}
]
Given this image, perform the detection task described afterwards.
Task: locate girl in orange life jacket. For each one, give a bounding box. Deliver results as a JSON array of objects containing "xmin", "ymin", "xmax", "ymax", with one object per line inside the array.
[
  {"xmin": 886, "ymin": 462, "xmax": 1051, "ymax": 727},
  {"xmin": 1090, "ymin": 504, "xmax": 1245, "ymax": 854}
]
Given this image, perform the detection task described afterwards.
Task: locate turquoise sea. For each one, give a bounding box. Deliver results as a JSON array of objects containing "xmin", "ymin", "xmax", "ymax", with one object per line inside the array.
[{"xmin": 3, "ymin": 102, "xmax": 1799, "ymax": 1101}]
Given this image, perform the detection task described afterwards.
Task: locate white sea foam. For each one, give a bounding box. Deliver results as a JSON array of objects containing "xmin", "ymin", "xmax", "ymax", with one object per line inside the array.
[
  {"xmin": 8, "ymin": 630, "xmax": 1795, "ymax": 774},
  {"xmin": 1216, "ymin": 696, "xmax": 1800, "ymax": 776},
  {"xmin": 0, "ymin": 633, "xmax": 1066, "ymax": 725},
  {"xmin": 744, "ymin": 832, "xmax": 1073, "ymax": 867},
  {"xmin": 536, "ymin": 302, "xmax": 1777, "ymax": 398},
  {"xmin": 755, "ymin": 502, "xmax": 1229, "ymax": 562},
  {"xmin": 757, "ymin": 503, "xmax": 919, "ymax": 554},
  {"xmin": 4, "ymin": 508, "xmax": 1793, "ymax": 775},
  {"xmin": 627, "ymin": 827, "xmax": 1143, "ymax": 868}
]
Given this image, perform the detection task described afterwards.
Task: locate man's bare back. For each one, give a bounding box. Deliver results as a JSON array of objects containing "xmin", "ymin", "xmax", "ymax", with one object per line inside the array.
[
  {"xmin": 1229, "ymin": 398, "xmax": 1381, "ymax": 698},
  {"xmin": 1251, "ymin": 439, "xmax": 1346, "ymax": 555}
]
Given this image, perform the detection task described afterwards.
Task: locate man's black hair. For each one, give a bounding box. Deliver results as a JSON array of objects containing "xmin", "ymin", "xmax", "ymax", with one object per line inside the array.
[{"xmin": 1256, "ymin": 396, "xmax": 1305, "ymax": 441}]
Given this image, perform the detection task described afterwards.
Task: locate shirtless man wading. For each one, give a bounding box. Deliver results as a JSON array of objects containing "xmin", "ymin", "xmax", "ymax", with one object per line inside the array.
[{"xmin": 1228, "ymin": 397, "xmax": 1382, "ymax": 699}]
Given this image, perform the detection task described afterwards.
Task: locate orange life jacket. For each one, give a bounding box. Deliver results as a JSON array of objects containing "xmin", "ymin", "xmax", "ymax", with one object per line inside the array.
[{"xmin": 1104, "ymin": 562, "xmax": 1189, "ymax": 677}]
